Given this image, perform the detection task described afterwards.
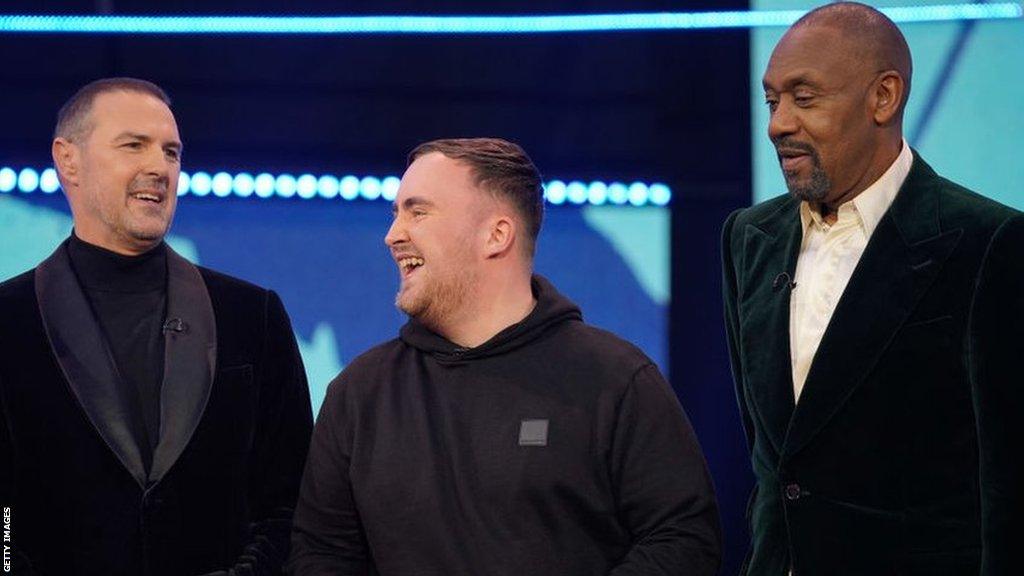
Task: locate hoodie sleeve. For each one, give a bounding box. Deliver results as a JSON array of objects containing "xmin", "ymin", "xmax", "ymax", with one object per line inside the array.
[
  {"xmin": 287, "ymin": 371, "xmax": 375, "ymax": 576},
  {"xmin": 607, "ymin": 363, "xmax": 722, "ymax": 576}
]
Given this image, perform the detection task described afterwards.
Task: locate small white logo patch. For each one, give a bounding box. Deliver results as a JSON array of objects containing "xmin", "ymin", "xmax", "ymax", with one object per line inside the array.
[{"xmin": 519, "ymin": 419, "xmax": 549, "ymax": 446}]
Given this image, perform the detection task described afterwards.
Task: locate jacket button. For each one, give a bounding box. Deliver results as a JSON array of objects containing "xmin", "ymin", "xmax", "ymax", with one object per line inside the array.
[{"xmin": 784, "ymin": 483, "xmax": 802, "ymax": 501}]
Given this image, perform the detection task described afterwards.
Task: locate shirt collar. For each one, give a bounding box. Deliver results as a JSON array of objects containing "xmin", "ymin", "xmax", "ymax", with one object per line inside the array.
[{"xmin": 799, "ymin": 140, "xmax": 913, "ymax": 237}]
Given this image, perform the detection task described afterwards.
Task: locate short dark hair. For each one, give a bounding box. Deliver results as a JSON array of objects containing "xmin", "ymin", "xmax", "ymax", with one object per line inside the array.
[
  {"xmin": 408, "ymin": 138, "xmax": 544, "ymax": 256},
  {"xmin": 54, "ymin": 77, "xmax": 172, "ymax": 141}
]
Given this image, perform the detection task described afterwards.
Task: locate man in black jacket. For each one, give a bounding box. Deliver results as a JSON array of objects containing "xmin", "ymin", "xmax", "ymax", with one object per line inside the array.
[
  {"xmin": 723, "ymin": 3, "xmax": 1022, "ymax": 574},
  {"xmin": 0, "ymin": 77, "xmax": 313, "ymax": 575},
  {"xmin": 288, "ymin": 138, "xmax": 721, "ymax": 575}
]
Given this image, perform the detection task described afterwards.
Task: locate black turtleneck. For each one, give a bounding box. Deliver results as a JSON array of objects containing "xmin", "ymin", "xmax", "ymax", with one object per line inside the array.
[{"xmin": 68, "ymin": 233, "xmax": 167, "ymax": 475}]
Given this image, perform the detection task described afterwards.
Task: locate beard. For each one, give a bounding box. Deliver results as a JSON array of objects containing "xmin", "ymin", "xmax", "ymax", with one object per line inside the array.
[
  {"xmin": 775, "ymin": 139, "xmax": 830, "ymax": 202},
  {"xmin": 396, "ymin": 264, "xmax": 478, "ymax": 333}
]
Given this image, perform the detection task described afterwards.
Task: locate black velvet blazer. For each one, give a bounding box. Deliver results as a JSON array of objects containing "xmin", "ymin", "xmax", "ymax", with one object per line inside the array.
[
  {"xmin": 722, "ymin": 153, "xmax": 1023, "ymax": 576},
  {"xmin": 0, "ymin": 241, "xmax": 313, "ymax": 575}
]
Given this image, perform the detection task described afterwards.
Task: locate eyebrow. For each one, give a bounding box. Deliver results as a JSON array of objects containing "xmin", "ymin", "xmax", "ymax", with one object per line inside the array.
[
  {"xmin": 113, "ymin": 131, "xmax": 183, "ymax": 151},
  {"xmin": 764, "ymin": 74, "xmax": 825, "ymax": 93},
  {"xmin": 392, "ymin": 196, "xmax": 435, "ymax": 213}
]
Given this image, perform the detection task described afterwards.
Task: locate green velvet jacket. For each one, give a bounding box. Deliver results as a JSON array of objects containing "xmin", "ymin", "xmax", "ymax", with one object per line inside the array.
[{"xmin": 722, "ymin": 153, "xmax": 1022, "ymax": 575}]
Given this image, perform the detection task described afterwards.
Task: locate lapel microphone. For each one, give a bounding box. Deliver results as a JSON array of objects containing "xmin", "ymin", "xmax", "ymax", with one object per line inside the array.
[
  {"xmin": 162, "ymin": 318, "xmax": 188, "ymax": 334},
  {"xmin": 773, "ymin": 272, "xmax": 797, "ymax": 291}
]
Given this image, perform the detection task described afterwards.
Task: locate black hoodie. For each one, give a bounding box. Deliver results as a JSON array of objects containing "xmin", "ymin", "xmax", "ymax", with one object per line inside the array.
[{"xmin": 289, "ymin": 276, "xmax": 721, "ymax": 576}]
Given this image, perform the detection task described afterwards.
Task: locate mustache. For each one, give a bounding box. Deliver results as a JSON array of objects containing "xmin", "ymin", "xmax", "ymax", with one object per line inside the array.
[
  {"xmin": 128, "ymin": 176, "xmax": 169, "ymax": 193},
  {"xmin": 773, "ymin": 138, "xmax": 818, "ymax": 157}
]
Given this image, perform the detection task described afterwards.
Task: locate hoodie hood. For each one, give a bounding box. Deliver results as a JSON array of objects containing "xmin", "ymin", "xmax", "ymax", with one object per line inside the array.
[{"xmin": 399, "ymin": 274, "xmax": 582, "ymax": 364}]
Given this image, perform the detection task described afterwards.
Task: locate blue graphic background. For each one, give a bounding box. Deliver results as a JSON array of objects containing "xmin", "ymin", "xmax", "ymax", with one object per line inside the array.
[{"xmin": 0, "ymin": 192, "xmax": 668, "ymax": 416}]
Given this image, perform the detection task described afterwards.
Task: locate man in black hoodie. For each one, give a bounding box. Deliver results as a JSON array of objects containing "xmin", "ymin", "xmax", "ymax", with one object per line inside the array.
[{"xmin": 288, "ymin": 138, "xmax": 721, "ymax": 575}]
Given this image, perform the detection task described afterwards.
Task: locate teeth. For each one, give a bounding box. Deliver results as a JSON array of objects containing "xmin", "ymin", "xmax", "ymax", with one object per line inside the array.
[
  {"xmin": 398, "ymin": 257, "xmax": 425, "ymax": 270},
  {"xmin": 133, "ymin": 193, "xmax": 161, "ymax": 202}
]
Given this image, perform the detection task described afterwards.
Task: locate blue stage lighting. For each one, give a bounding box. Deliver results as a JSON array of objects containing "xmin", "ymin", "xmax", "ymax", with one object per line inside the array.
[
  {"xmin": 254, "ymin": 173, "xmax": 275, "ymax": 198},
  {"xmin": 607, "ymin": 182, "xmax": 629, "ymax": 205},
  {"xmin": 233, "ymin": 172, "xmax": 255, "ymax": 197},
  {"xmin": 0, "ymin": 5, "xmax": 1018, "ymax": 35},
  {"xmin": 0, "ymin": 165, "xmax": 670, "ymax": 207},
  {"xmin": 628, "ymin": 182, "xmax": 649, "ymax": 206},
  {"xmin": 381, "ymin": 176, "xmax": 401, "ymax": 201},
  {"xmin": 649, "ymin": 183, "xmax": 672, "ymax": 206},
  {"xmin": 317, "ymin": 175, "xmax": 340, "ymax": 199},
  {"xmin": 275, "ymin": 174, "xmax": 297, "ymax": 198},
  {"xmin": 177, "ymin": 171, "xmax": 191, "ymax": 196},
  {"xmin": 17, "ymin": 168, "xmax": 39, "ymax": 193},
  {"xmin": 297, "ymin": 174, "xmax": 318, "ymax": 199},
  {"xmin": 587, "ymin": 181, "xmax": 608, "ymax": 206},
  {"xmin": 211, "ymin": 172, "xmax": 233, "ymax": 197},
  {"xmin": 190, "ymin": 171, "xmax": 212, "ymax": 196},
  {"xmin": 566, "ymin": 181, "xmax": 588, "ymax": 205},
  {"xmin": 360, "ymin": 176, "xmax": 381, "ymax": 200},
  {"xmin": 0, "ymin": 168, "xmax": 17, "ymax": 193},
  {"xmin": 39, "ymin": 168, "xmax": 60, "ymax": 193},
  {"xmin": 340, "ymin": 175, "xmax": 360, "ymax": 201},
  {"xmin": 545, "ymin": 180, "xmax": 567, "ymax": 205}
]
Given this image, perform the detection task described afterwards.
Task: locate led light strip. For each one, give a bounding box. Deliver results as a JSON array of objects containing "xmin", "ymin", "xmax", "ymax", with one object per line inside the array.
[
  {"xmin": 0, "ymin": 166, "xmax": 671, "ymax": 207},
  {"xmin": 0, "ymin": 4, "xmax": 1019, "ymax": 35}
]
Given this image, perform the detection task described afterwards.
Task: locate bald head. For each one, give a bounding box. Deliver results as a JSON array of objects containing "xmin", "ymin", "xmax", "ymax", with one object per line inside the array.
[
  {"xmin": 791, "ymin": 2, "xmax": 912, "ymax": 115},
  {"xmin": 763, "ymin": 2, "xmax": 913, "ymax": 208}
]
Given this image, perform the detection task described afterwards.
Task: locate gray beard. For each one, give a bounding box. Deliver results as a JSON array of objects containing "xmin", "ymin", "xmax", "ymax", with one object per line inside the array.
[{"xmin": 785, "ymin": 163, "xmax": 831, "ymax": 203}]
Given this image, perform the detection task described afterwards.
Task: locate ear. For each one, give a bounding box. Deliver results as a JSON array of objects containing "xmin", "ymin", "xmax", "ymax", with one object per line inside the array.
[
  {"xmin": 52, "ymin": 137, "xmax": 80, "ymax": 189},
  {"xmin": 483, "ymin": 215, "xmax": 516, "ymax": 259},
  {"xmin": 871, "ymin": 71, "xmax": 905, "ymax": 126}
]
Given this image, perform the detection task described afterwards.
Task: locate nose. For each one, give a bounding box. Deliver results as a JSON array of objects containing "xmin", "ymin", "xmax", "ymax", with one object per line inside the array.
[
  {"xmin": 385, "ymin": 215, "xmax": 406, "ymax": 248},
  {"xmin": 143, "ymin": 147, "xmax": 173, "ymax": 180},
  {"xmin": 768, "ymin": 97, "xmax": 799, "ymax": 142}
]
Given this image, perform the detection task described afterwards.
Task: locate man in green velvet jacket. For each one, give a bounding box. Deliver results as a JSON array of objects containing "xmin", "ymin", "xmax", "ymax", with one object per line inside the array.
[{"xmin": 722, "ymin": 3, "xmax": 1022, "ymax": 574}]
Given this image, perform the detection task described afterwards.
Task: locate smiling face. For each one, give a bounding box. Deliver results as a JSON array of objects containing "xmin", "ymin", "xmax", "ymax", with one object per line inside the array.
[
  {"xmin": 763, "ymin": 24, "xmax": 882, "ymax": 206},
  {"xmin": 55, "ymin": 90, "xmax": 182, "ymax": 255},
  {"xmin": 385, "ymin": 152, "xmax": 491, "ymax": 328}
]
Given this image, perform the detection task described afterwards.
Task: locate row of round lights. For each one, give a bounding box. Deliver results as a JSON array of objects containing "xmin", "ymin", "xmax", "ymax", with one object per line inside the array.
[
  {"xmin": 0, "ymin": 166, "xmax": 672, "ymax": 207},
  {"xmin": 2, "ymin": 6, "xmax": 1020, "ymax": 35}
]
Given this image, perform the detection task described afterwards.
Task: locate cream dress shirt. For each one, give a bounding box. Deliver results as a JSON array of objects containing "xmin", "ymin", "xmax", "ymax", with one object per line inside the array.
[{"xmin": 789, "ymin": 142, "xmax": 913, "ymax": 402}]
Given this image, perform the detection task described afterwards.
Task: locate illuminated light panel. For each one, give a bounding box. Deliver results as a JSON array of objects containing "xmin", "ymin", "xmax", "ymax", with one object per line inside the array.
[
  {"xmin": 0, "ymin": 5, "xmax": 1018, "ymax": 34},
  {"xmin": 177, "ymin": 171, "xmax": 191, "ymax": 196},
  {"xmin": 17, "ymin": 168, "xmax": 39, "ymax": 193},
  {"xmin": 233, "ymin": 172, "xmax": 255, "ymax": 197},
  {"xmin": 39, "ymin": 168, "xmax": 60, "ymax": 193},
  {"xmin": 317, "ymin": 175, "xmax": 339, "ymax": 199},
  {"xmin": 0, "ymin": 167, "xmax": 16, "ymax": 192},
  {"xmin": 0, "ymin": 165, "xmax": 672, "ymax": 207}
]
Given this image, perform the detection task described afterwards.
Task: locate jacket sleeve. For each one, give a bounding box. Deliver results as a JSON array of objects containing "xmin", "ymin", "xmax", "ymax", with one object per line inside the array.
[
  {"xmin": 722, "ymin": 208, "xmax": 760, "ymax": 576},
  {"xmin": 722, "ymin": 209, "xmax": 755, "ymax": 451},
  {"xmin": 969, "ymin": 214, "xmax": 1024, "ymax": 576},
  {"xmin": 607, "ymin": 363, "xmax": 722, "ymax": 576},
  {"xmin": 202, "ymin": 289, "xmax": 314, "ymax": 575},
  {"xmin": 286, "ymin": 369, "xmax": 375, "ymax": 575}
]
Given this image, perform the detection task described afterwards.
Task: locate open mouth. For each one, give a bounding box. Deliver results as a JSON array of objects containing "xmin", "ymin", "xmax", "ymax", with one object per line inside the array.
[
  {"xmin": 130, "ymin": 191, "xmax": 165, "ymax": 204},
  {"xmin": 398, "ymin": 256, "xmax": 425, "ymax": 278}
]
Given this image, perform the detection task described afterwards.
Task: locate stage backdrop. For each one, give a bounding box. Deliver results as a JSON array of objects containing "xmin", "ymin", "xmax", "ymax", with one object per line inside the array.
[
  {"xmin": 0, "ymin": 191, "xmax": 668, "ymax": 417},
  {"xmin": 752, "ymin": 0, "xmax": 1024, "ymax": 209}
]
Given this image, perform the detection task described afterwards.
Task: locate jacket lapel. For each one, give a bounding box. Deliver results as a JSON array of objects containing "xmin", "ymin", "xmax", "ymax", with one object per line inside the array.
[
  {"xmin": 35, "ymin": 241, "xmax": 148, "ymax": 487},
  {"xmin": 738, "ymin": 197, "xmax": 803, "ymax": 456},
  {"xmin": 149, "ymin": 247, "xmax": 217, "ymax": 484},
  {"xmin": 782, "ymin": 154, "xmax": 962, "ymax": 459}
]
